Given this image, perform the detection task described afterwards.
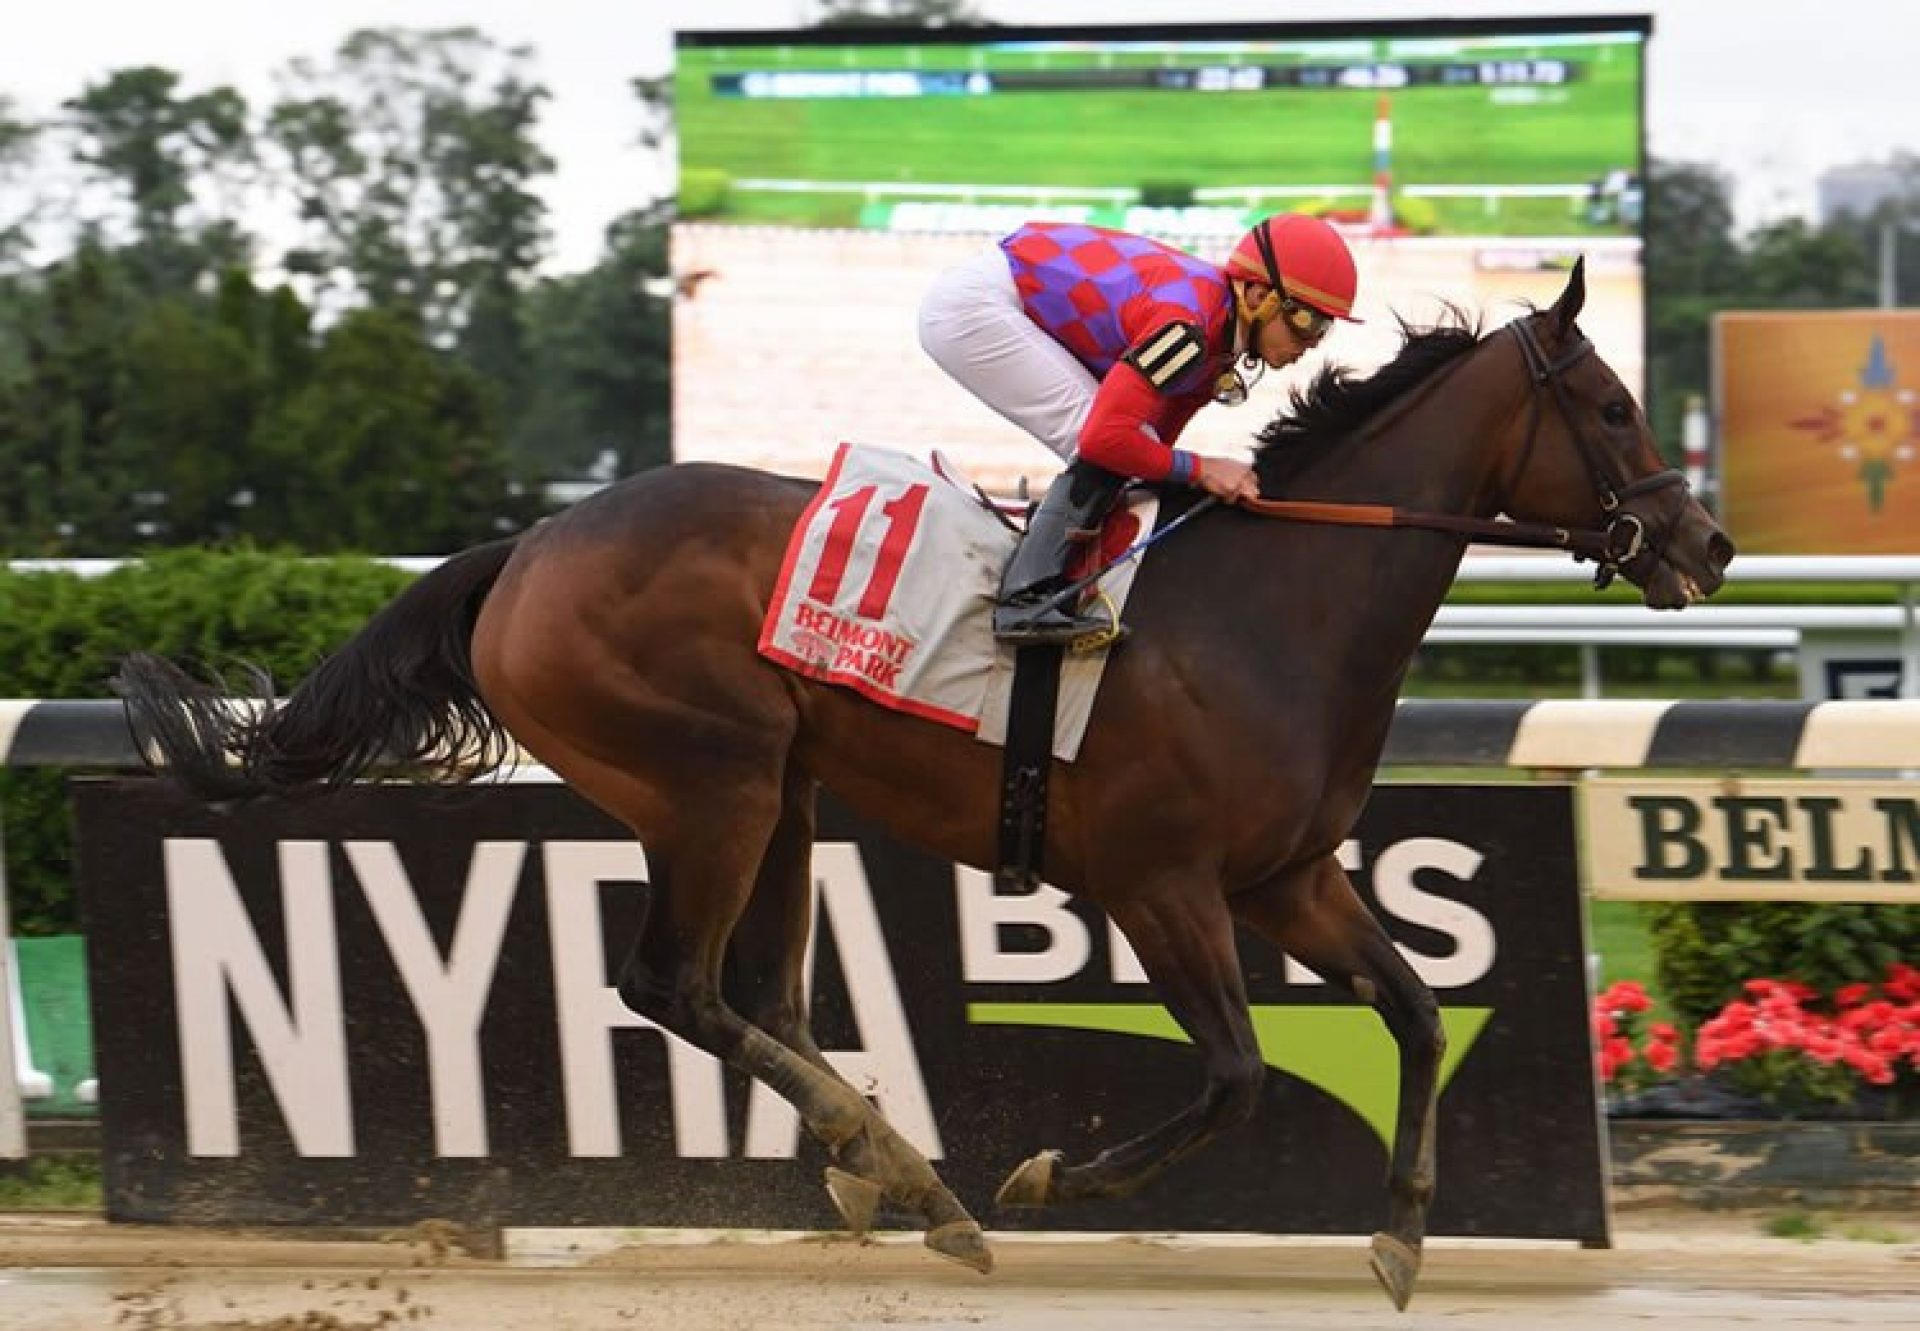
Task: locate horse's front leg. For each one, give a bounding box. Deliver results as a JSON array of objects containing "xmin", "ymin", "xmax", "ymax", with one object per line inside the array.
[
  {"xmin": 996, "ymin": 881, "xmax": 1266, "ymax": 1208},
  {"xmin": 1230, "ymin": 855, "xmax": 1444, "ymax": 1312}
]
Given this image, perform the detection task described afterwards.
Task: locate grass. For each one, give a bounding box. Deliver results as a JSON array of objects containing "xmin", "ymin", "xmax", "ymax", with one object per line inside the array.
[
  {"xmin": 1588, "ymin": 898, "xmax": 1684, "ymax": 1030},
  {"xmin": 1764, "ymin": 1208, "xmax": 1825, "ymax": 1240},
  {"xmin": 1761, "ymin": 1210, "xmax": 1917, "ymax": 1243},
  {"xmin": 1839, "ymin": 1220, "xmax": 1914, "ymax": 1244},
  {"xmin": 0, "ymin": 1156, "xmax": 102, "ymax": 1210},
  {"xmin": 1588, "ymin": 898, "xmax": 1657, "ymax": 990}
]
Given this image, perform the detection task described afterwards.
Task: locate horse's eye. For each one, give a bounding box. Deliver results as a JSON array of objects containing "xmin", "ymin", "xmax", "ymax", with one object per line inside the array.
[{"xmin": 1601, "ymin": 401, "xmax": 1634, "ymax": 429}]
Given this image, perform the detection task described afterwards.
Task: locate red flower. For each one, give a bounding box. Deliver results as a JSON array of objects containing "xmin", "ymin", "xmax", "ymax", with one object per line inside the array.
[
  {"xmin": 1869, "ymin": 1026, "xmax": 1909, "ymax": 1057},
  {"xmin": 1603, "ymin": 980, "xmax": 1652, "ymax": 1015},
  {"xmin": 1885, "ymin": 964, "xmax": 1920, "ymax": 1003}
]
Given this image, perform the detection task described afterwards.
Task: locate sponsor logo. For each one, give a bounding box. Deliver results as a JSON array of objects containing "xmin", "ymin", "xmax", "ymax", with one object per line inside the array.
[
  {"xmin": 951, "ymin": 836, "xmax": 1498, "ymax": 1151},
  {"xmin": 160, "ymin": 834, "xmax": 1496, "ymax": 1161},
  {"xmin": 791, "ymin": 602, "xmax": 915, "ymax": 689}
]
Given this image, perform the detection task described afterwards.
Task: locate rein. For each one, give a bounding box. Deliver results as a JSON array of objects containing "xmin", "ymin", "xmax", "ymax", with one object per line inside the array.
[
  {"xmin": 1238, "ymin": 319, "xmax": 1686, "ymax": 582},
  {"xmin": 1035, "ymin": 315, "xmax": 1688, "ymax": 614},
  {"xmin": 1237, "ymin": 494, "xmax": 1611, "ymax": 562}
]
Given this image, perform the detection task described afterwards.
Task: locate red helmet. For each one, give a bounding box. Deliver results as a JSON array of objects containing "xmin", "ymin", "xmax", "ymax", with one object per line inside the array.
[{"xmin": 1226, "ymin": 214, "xmax": 1361, "ymax": 323}]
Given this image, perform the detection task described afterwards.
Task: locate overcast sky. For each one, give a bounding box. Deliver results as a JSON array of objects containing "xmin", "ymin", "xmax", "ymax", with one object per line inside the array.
[{"xmin": 4, "ymin": 0, "xmax": 1914, "ymax": 273}]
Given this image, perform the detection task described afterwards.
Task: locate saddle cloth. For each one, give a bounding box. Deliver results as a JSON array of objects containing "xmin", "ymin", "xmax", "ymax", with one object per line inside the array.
[{"xmin": 757, "ymin": 442, "xmax": 1157, "ymax": 762}]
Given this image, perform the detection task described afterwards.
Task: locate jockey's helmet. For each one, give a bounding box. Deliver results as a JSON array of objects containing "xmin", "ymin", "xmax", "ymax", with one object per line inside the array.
[{"xmin": 1225, "ymin": 214, "xmax": 1362, "ymax": 342}]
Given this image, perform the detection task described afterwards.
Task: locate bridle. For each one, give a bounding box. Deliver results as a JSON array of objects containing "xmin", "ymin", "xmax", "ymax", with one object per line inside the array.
[
  {"xmin": 1237, "ymin": 313, "xmax": 1692, "ymax": 589},
  {"xmin": 1503, "ymin": 316, "xmax": 1689, "ymax": 587}
]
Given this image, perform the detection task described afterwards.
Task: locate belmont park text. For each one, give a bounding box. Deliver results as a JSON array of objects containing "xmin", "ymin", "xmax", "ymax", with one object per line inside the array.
[{"xmin": 792, "ymin": 602, "xmax": 917, "ymax": 686}]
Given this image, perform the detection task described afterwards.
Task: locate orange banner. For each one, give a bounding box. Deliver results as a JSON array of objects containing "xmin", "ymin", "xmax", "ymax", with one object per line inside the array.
[{"xmin": 1716, "ymin": 310, "xmax": 1920, "ymax": 554}]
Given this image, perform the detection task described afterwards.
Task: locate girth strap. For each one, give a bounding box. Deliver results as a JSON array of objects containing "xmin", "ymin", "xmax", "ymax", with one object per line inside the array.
[{"xmin": 994, "ymin": 643, "xmax": 1064, "ymax": 890}]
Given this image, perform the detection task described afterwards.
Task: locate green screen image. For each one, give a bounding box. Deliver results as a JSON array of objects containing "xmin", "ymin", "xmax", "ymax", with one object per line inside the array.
[{"xmin": 677, "ymin": 27, "xmax": 1645, "ymax": 238}]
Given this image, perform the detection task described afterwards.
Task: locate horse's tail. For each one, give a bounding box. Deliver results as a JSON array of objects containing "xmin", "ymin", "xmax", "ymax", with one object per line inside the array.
[{"xmin": 113, "ymin": 538, "xmax": 521, "ymax": 802}]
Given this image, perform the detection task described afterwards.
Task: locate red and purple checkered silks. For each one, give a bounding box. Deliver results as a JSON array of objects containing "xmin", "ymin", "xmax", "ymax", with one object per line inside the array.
[{"xmin": 1001, "ymin": 222, "xmax": 1233, "ymax": 390}]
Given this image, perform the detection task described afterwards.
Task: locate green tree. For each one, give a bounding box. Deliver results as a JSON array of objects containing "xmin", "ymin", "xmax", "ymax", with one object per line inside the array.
[
  {"xmin": 1643, "ymin": 161, "xmax": 1743, "ymax": 451},
  {"xmin": 115, "ymin": 271, "xmax": 320, "ymax": 546},
  {"xmin": 0, "ymin": 96, "xmax": 41, "ymax": 271},
  {"xmin": 263, "ymin": 27, "xmax": 554, "ymax": 349},
  {"xmin": 0, "ymin": 241, "xmax": 146, "ymax": 553},
  {"xmin": 514, "ymin": 205, "xmax": 671, "ymax": 476},
  {"xmin": 1739, "ymin": 217, "xmax": 1877, "ymax": 307},
  {"xmin": 1819, "ymin": 153, "xmax": 1920, "ymax": 305},
  {"xmin": 248, "ymin": 306, "xmax": 541, "ymax": 551},
  {"xmin": 62, "ymin": 67, "xmax": 253, "ymax": 295},
  {"xmin": 0, "ymin": 98, "xmax": 42, "ymax": 395},
  {"xmin": 1645, "ymin": 160, "xmax": 1741, "ymax": 299},
  {"xmin": 117, "ymin": 296, "xmax": 256, "ymax": 543}
]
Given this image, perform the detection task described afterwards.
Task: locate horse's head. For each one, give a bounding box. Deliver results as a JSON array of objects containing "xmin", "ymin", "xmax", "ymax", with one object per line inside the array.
[{"xmin": 1499, "ymin": 260, "xmax": 1734, "ymax": 608}]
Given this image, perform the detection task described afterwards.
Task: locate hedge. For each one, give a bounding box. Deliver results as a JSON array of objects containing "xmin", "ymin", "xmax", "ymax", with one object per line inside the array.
[
  {"xmin": 1647, "ymin": 901, "xmax": 1920, "ymax": 1027},
  {"xmin": 0, "ymin": 551, "xmax": 415, "ymax": 933}
]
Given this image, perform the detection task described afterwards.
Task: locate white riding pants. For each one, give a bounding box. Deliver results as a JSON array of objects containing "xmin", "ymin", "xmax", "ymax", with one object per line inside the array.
[{"xmin": 917, "ymin": 246, "xmax": 1097, "ymax": 463}]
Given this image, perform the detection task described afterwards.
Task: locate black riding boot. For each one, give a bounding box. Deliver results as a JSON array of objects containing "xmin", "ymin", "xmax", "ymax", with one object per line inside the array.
[{"xmin": 993, "ymin": 460, "xmax": 1128, "ymax": 646}]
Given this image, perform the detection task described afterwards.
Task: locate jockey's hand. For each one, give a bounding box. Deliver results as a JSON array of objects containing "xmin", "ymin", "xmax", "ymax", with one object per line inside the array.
[{"xmin": 1195, "ymin": 456, "xmax": 1260, "ymax": 505}]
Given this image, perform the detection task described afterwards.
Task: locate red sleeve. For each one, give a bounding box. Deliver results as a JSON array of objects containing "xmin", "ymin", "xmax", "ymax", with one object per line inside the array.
[
  {"xmin": 1158, "ymin": 393, "xmax": 1207, "ymax": 446},
  {"xmin": 1076, "ymin": 363, "xmax": 1202, "ymax": 481}
]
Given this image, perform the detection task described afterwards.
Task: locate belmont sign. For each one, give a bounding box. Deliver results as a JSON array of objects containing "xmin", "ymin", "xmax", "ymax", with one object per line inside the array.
[
  {"xmin": 75, "ymin": 780, "xmax": 1605, "ymax": 1240},
  {"xmin": 1582, "ymin": 777, "xmax": 1920, "ymax": 902}
]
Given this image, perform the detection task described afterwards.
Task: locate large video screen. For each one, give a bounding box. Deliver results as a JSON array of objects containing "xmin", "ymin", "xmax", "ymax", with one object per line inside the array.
[{"xmin": 673, "ymin": 18, "xmax": 1649, "ymax": 495}]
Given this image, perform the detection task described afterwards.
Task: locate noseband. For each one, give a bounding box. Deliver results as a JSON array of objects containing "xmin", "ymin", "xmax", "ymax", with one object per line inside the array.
[{"xmin": 1507, "ymin": 318, "xmax": 1689, "ymax": 588}]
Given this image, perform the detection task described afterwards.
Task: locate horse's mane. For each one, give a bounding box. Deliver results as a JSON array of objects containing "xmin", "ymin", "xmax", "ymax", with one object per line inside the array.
[{"xmin": 1253, "ymin": 307, "xmax": 1485, "ymax": 486}]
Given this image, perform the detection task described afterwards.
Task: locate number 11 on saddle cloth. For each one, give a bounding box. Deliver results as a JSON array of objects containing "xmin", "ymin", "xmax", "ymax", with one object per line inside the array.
[{"xmin": 757, "ymin": 442, "xmax": 1156, "ymax": 761}]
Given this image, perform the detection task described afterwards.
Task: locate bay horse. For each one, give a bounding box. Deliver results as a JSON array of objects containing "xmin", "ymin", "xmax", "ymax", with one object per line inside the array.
[{"xmin": 116, "ymin": 261, "xmax": 1732, "ymax": 1310}]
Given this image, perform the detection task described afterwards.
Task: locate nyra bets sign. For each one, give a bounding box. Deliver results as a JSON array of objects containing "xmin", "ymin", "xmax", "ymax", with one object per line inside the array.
[{"xmin": 75, "ymin": 780, "xmax": 1605, "ymax": 1241}]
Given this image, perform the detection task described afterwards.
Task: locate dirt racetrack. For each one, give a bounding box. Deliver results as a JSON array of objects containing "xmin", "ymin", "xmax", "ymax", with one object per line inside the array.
[{"xmin": 1, "ymin": 1207, "xmax": 1916, "ymax": 1330}]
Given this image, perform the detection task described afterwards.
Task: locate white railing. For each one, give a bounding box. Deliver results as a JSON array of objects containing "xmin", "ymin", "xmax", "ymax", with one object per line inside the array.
[
  {"xmin": 7, "ymin": 553, "xmax": 1918, "ymax": 699},
  {"xmin": 1449, "ymin": 554, "xmax": 1920, "ymax": 700}
]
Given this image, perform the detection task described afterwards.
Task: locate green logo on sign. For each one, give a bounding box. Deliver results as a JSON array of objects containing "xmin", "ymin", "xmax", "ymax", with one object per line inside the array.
[{"xmin": 968, "ymin": 1003, "xmax": 1492, "ymax": 1151}]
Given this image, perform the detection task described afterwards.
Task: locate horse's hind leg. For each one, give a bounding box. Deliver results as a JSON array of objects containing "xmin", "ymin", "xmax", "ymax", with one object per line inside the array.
[
  {"xmin": 1230, "ymin": 855, "xmax": 1443, "ymax": 1312},
  {"xmin": 722, "ymin": 760, "xmax": 905, "ymax": 1237},
  {"xmin": 626, "ymin": 812, "xmax": 989, "ymax": 1272},
  {"xmin": 498, "ymin": 705, "xmax": 989, "ymax": 1273},
  {"xmin": 997, "ymin": 883, "xmax": 1265, "ymax": 1208}
]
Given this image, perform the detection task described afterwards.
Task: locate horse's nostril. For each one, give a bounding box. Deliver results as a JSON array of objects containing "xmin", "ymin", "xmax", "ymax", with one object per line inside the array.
[{"xmin": 1708, "ymin": 532, "xmax": 1736, "ymax": 572}]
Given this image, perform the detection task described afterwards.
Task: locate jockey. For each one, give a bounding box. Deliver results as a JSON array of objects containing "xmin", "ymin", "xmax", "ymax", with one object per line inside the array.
[{"xmin": 918, "ymin": 213, "xmax": 1360, "ymax": 646}]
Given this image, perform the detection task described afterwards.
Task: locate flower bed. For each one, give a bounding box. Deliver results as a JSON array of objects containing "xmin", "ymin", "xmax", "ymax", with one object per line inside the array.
[
  {"xmin": 1594, "ymin": 968, "xmax": 1920, "ymax": 1207},
  {"xmin": 1596, "ymin": 968, "xmax": 1920, "ymax": 1122}
]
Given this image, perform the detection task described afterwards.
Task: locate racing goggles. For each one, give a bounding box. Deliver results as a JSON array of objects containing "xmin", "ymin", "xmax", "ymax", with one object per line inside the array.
[
  {"xmin": 1280, "ymin": 298, "xmax": 1333, "ymax": 345},
  {"xmin": 1253, "ymin": 220, "xmax": 1335, "ymax": 346}
]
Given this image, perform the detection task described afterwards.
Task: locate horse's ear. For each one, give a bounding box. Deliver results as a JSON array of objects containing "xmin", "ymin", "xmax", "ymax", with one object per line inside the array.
[{"xmin": 1551, "ymin": 255, "xmax": 1587, "ymax": 337}]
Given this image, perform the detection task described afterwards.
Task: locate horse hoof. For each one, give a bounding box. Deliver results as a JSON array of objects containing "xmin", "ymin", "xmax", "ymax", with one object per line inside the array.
[
  {"xmin": 1368, "ymin": 1232, "xmax": 1422, "ymax": 1311},
  {"xmin": 994, "ymin": 1149, "xmax": 1061, "ymax": 1209},
  {"xmin": 823, "ymin": 1167, "xmax": 882, "ymax": 1236},
  {"xmin": 925, "ymin": 1218, "xmax": 993, "ymax": 1275}
]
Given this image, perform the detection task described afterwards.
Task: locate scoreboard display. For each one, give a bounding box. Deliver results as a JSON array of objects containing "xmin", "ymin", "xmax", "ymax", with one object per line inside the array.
[
  {"xmin": 670, "ymin": 17, "xmax": 1651, "ymax": 493},
  {"xmin": 711, "ymin": 58, "xmax": 1584, "ymax": 100}
]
